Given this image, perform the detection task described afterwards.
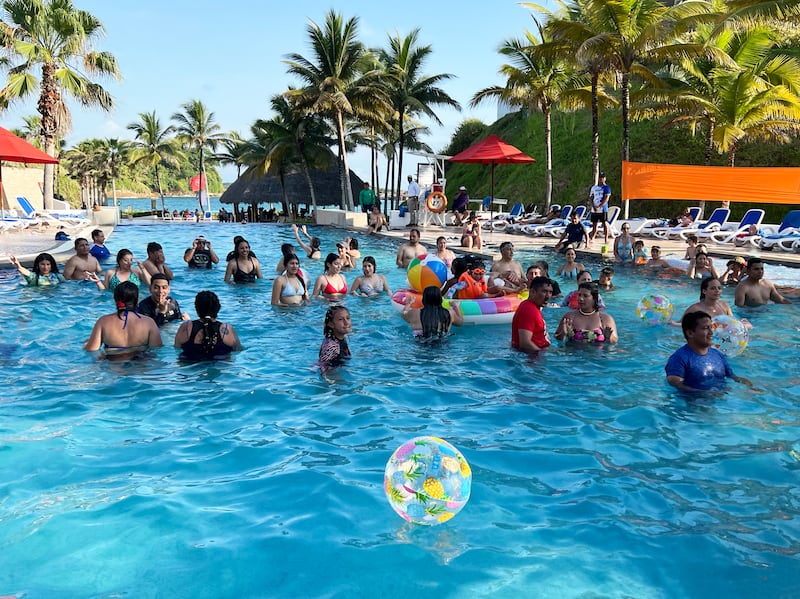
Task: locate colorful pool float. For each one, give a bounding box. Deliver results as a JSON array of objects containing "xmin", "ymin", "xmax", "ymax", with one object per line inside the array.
[{"xmin": 391, "ymin": 289, "xmax": 526, "ymax": 325}]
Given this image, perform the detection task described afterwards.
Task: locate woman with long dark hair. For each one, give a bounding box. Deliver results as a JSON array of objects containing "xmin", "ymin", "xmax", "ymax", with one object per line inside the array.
[
  {"xmin": 401, "ymin": 285, "xmax": 463, "ymax": 338},
  {"xmin": 175, "ymin": 290, "xmax": 242, "ymax": 360}
]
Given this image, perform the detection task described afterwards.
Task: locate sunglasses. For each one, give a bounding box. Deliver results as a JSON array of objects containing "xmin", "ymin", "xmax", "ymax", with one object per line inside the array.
[{"xmin": 471, "ymin": 268, "xmax": 485, "ymax": 275}]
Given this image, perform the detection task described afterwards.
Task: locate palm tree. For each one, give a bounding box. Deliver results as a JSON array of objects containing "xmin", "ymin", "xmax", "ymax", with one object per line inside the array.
[
  {"xmin": 284, "ymin": 10, "xmax": 388, "ymax": 210},
  {"xmin": 376, "ymin": 29, "xmax": 460, "ymax": 207},
  {"xmin": 0, "ymin": 0, "xmax": 120, "ymax": 209},
  {"xmin": 128, "ymin": 112, "xmax": 183, "ymax": 214},
  {"xmin": 95, "ymin": 138, "xmax": 130, "ymax": 209},
  {"xmin": 472, "ymin": 15, "xmax": 585, "ymax": 211},
  {"xmin": 172, "ymin": 99, "xmax": 225, "ymax": 213},
  {"xmin": 214, "ymin": 132, "xmax": 247, "ymax": 179}
]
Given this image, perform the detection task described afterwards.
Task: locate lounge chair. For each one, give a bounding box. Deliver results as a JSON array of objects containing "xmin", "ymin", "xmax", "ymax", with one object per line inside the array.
[
  {"xmin": 756, "ymin": 210, "xmax": 800, "ymax": 250},
  {"xmin": 489, "ymin": 202, "xmax": 525, "ymax": 230},
  {"xmin": 649, "ymin": 207, "xmax": 728, "ymax": 240},
  {"xmin": 545, "ymin": 205, "xmax": 589, "ymax": 237},
  {"xmin": 521, "ymin": 205, "xmax": 573, "ymax": 236},
  {"xmin": 708, "ymin": 209, "xmax": 765, "ymax": 245},
  {"xmin": 638, "ymin": 206, "xmax": 701, "ymax": 238}
]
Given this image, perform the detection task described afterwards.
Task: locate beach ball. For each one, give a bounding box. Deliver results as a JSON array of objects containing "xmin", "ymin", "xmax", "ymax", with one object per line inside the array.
[
  {"xmin": 406, "ymin": 254, "xmax": 448, "ymax": 292},
  {"xmin": 635, "ymin": 294, "xmax": 674, "ymax": 325},
  {"xmin": 384, "ymin": 436, "xmax": 471, "ymax": 526},
  {"xmin": 712, "ymin": 315, "xmax": 749, "ymax": 357}
]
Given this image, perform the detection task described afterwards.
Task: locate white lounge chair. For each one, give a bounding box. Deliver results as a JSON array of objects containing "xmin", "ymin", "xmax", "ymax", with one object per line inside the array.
[
  {"xmin": 489, "ymin": 202, "xmax": 525, "ymax": 230},
  {"xmin": 708, "ymin": 209, "xmax": 765, "ymax": 245},
  {"xmin": 650, "ymin": 207, "xmax": 729, "ymax": 240},
  {"xmin": 756, "ymin": 210, "xmax": 800, "ymax": 250},
  {"xmin": 638, "ymin": 206, "xmax": 701, "ymax": 238}
]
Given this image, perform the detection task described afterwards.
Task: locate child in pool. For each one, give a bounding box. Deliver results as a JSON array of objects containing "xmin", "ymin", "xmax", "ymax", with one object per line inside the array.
[
  {"xmin": 318, "ymin": 305, "xmax": 352, "ymax": 373},
  {"xmin": 9, "ymin": 253, "xmax": 65, "ymax": 286}
]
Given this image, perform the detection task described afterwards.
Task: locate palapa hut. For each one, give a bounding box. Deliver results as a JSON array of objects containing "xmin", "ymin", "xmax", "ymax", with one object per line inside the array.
[{"xmin": 219, "ymin": 162, "xmax": 364, "ymax": 221}]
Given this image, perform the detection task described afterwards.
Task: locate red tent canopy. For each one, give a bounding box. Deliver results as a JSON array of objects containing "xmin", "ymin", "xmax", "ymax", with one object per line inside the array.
[{"xmin": 0, "ymin": 126, "xmax": 58, "ymax": 164}]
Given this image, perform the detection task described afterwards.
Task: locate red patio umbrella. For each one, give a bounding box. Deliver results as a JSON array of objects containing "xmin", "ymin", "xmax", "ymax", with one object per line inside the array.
[
  {"xmin": 0, "ymin": 125, "xmax": 59, "ymax": 212},
  {"xmin": 449, "ymin": 134, "xmax": 535, "ymax": 219}
]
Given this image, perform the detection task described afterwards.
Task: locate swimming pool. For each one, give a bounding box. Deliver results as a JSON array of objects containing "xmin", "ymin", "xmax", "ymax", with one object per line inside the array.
[{"xmin": 1, "ymin": 223, "xmax": 799, "ymax": 598}]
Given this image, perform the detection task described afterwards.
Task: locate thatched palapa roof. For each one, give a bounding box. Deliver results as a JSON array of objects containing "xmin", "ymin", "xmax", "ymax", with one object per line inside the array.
[{"xmin": 219, "ymin": 163, "xmax": 364, "ymax": 207}]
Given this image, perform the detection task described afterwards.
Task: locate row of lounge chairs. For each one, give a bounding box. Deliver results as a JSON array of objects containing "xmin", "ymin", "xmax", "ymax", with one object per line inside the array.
[
  {"xmin": 1, "ymin": 196, "xmax": 91, "ymax": 232},
  {"xmin": 481, "ymin": 202, "xmax": 622, "ymax": 239}
]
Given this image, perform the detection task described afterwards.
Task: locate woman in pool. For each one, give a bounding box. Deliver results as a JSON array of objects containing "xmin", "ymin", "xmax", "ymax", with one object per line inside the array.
[
  {"xmin": 613, "ymin": 223, "xmax": 635, "ymax": 262},
  {"xmin": 225, "ymin": 238, "xmax": 262, "ymax": 283},
  {"xmin": 681, "ymin": 277, "xmax": 734, "ymax": 319},
  {"xmin": 687, "ymin": 251, "xmax": 718, "ymax": 280},
  {"xmin": 275, "ymin": 243, "xmax": 296, "ymax": 273},
  {"xmin": 460, "ymin": 213, "xmax": 482, "ymax": 249},
  {"xmin": 292, "ymin": 224, "xmax": 322, "ymax": 260},
  {"xmin": 561, "ymin": 270, "xmax": 605, "ymax": 310},
  {"xmin": 555, "ymin": 247, "xmax": 586, "ymax": 279},
  {"xmin": 555, "ymin": 282, "xmax": 618, "ymax": 343},
  {"xmin": 9, "ymin": 253, "xmax": 65, "ymax": 286},
  {"xmin": 401, "ymin": 285, "xmax": 463, "ymax": 338},
  {"xmin": 350, "ymin": 256, "xmax": 392, "ymax": 297},
  {"xmin": 434, "ymin": 236, "xmax": 456, "ymax": 269},
  {"xmin": 175, "ymin": 290, "xmax": 242, "ymax": 360},
  {"xmin": 84, "ymin": 281, "xmax": 162, "ymax": 359},
  {"xmin": 312, "ymin": 253, "xmax": 348, "ymax": 300},
  {"xmin": 102, "ymin": 248, "xmax": 151, "ymax": 291},
  {"xmin": 318, "ymin": 305, "xmax": 351, "ymax": 373},
  {"xmin": 271, "ymin": 253, "xmax": 309, "ymax": 306}
]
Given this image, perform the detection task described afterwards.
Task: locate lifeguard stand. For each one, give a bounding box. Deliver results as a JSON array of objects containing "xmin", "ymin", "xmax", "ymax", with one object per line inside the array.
[{"xmin": 409, "ymin": 150, "xmax": 451, "ymax": 228}]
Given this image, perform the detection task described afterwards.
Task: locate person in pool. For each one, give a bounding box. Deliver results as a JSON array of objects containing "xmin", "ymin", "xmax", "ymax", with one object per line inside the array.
[
  {"xmin": 62, "ymin": 238, "xmax": 102, "ymax": 280},
  {"xmin": 734, "ymin": 257, "xmax": 793, "ymax": 307},
  {"xmin": 84, "ymin": 281, "xmax": 162, "ymax": 359},
  {"xmin": 141, "ymin": 241, "xmax": 175, "ymax": 281},
  {"xmin": 665, "ymin": 310, "xmax": 754, "ymax": 393},
  {"xmin": 645, "ymin": 245, "xmax": 671, "ymax": 270},
  {"xmin": 555, "ymin": 247, "xmax": 585, "ymax": 280},
  {"xmin": 224, "ymin": 238, "xmax": 262, "ymax": 283},
  {"xmin": 100, "ymin": 249, "xmax": 151, "ymax": 291},
  {"xmin": 292, "ymin": 224, "xmax": 322, "ymax": 260},
  {"xmin": 687, "ymin": 251, "xmax": 718, "ymax": 280},
  {"xmin": 511, "ymin": 276, "xmax": 553, "ymax": 353},
  {"xmin": 434, "ymin": 236, "xmax": 456, "ymax": 269},
  {"xmin": 561, "ymin": 270, "xmax": 605, "ymax": 310},
  {"xmin": 555, "ymin": 282, "xmax": 618, "ymax": 343},
  {"xmin": 89, "ymin": 228, "xmax": 111, "ymax": 262},
  {"xmin": 9, "ymin": 253, "xmax": 65, "ymax": 286},
  {"xmin": 350, "ymin": 256, "xmax": 392, "ymax": 297},
  {"xmin": 318, "ymin": 305, "xmax": 352, "ymax": 373},
  {"xmin": 271, "ymin": 253, "xmax": 309, "ymax": 306},
  {"xmin": 175, "ymin": 290, "xmax": 242, "ymax": 360},
  {"xmin": 401, "ymin": 285, "xmax": 463, "ymax": 338},
  {"xmin": 138, "ymin": 273, "xmax": 190, "ymax": 326},
  {"xmin": 312, "ymin": 253, "xmax": 348, "ymax": 299},
  {"xmin": 680, "ymin": 277, "xmax": 735, "ymax": 320},
  {"xmin": 184, "ymin": 235, "xmax": 220, "ymax": 269}
]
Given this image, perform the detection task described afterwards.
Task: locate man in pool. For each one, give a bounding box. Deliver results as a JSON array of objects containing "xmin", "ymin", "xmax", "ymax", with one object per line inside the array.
[
  {"xmin": 184, "ymin": 235, "xmax": 220, "ymax": 269},
  {"xmin": 89, "ymin": 228, "xmax": 111, "ymax": 261},
  {"xmin": 511, "ymin": 276, "xmax": 553, "ymax": 353},
  {"xmin": 666, "ymin": 311, "xmax": 754, "ymax": 392},
  {"xmin": 395, "ymin": 228, "xmax": 426, "ymax": 269},
  {"xmin": 62, "ymin": 238, "xmax": 102, "ymax": 280},
  {"xmin": 490, "ymin": 241, "xmax": 525, "ymax": 289},
  {"xmin": 138, "ymin": 274, "xmax": 189, "ymax": 326},
  {"xmin": 734, "ymin": 257, "xmax": 792, "ymax": 307}
]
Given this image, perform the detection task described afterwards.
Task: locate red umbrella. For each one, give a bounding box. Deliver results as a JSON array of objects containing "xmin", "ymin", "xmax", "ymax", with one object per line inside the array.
[
  {"xmin": 0, "ymin": 125, "xmax": 59, "ymax": 212},
  {"xmin": 449, "ymin": 134, "xmax": 535, "ymax": 219}
]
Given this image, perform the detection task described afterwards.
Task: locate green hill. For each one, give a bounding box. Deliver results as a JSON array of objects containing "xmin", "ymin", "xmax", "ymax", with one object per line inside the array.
[{"xmin": 441, "ymin": 109, "xmax": 800, "ymax": 223}]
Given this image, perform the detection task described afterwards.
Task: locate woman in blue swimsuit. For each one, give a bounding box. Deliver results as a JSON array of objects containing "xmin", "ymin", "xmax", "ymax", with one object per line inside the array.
[
  {"xmin": 555, "ymin": 247, "xmax": 586, "ymax": 279},
  {"xmin": 271, "ymin": 253, "xmax": 309, "ymax": 306},
  {"xmin": 102, "ymin": 249, "xmax": 151, "ymax": 291},
  {"xmin": 84, "ymin": 281, "xmax": 162, "ymax": 359}
]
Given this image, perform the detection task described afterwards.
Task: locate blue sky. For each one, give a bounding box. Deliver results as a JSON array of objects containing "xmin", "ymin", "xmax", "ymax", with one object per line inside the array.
[{"xmin": 3, "ymin": 0, "xmax": 551, "ymax": 183}]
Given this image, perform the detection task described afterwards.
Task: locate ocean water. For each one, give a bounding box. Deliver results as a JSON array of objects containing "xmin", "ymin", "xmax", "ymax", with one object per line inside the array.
[{"xmin": 1, "ymin": 223, "xmax": 799, "ymax": 598}]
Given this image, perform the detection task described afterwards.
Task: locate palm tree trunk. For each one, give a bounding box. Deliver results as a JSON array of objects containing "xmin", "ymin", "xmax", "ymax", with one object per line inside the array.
[
  {"xmin": 383, "ymin": 159, "xmax": 391, "ymax": 214},
  {"xmin": 621, "ymin": 72, "xmax": 631, "ymax": 218},
  {"xmin": 155, "ymin": 163, "xmax": 165, "ymax": 214},
  {"xmin": 300, "ymin": 157, "xmax": 318, "ymax": 215},
  {"xmin": 543, "ymin": 102, "xmax": 553, "ymax": 212},
  {"xmin": 591, "ymin": 71, "xmax": 600, "ymax": 184},
  {"xmin": 723, "ymin": 144, "xmax": 736, "ymax": 210},
  {"xmin": 335, "ymin": 110, "xmax": 354, "ymax": 211},
  {"xmin": 396, "ymin": 111, "xmax": 405, "ymax": 215},
  {"xmin": 38, "ymin": 63, "xmax": 59, "ymax": 210},
  {"xmin": 279, "ymin": 170, "xmax": 290, "ymax": 216}
]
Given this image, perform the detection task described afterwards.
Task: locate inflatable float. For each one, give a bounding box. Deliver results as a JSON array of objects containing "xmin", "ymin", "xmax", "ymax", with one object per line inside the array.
[{"xmin": 391, "ymin": 289, "xmax": 525, "ymax": 325}]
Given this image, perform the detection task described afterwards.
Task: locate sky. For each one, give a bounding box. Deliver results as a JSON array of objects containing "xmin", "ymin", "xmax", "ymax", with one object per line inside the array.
[{"xmin": 2, "ymin": 0, "xmax": 552, "ymax": 184}]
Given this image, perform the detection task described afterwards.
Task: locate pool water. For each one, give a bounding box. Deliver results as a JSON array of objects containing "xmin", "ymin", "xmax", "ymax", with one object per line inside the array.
[{"xmin": 1, "ymin": 223, "xmax": 799, "ymax": 598}]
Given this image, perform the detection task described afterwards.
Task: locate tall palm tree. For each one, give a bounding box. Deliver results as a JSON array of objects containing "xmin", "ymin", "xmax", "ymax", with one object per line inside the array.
[
  {"xmin": 472, "ymin": 15, "xmax": 586, "ymax": 211},
  {"xmin": 376, "ymin": 29, "xmax": 460, "ymax": 206},
  {"xmin": 0, "ymin": 0, "xmax": 120, "ymax": 209},
  {"xmin": 95, "ymin": 138, "xmax": 130, "ymax": 209},
  {"xmin": 214, "ymin": 132, "xmax": 247, "ymax": 179},
  {"xmin": 172, "ymin": 99, "xmax": 225, "ymax": 213},
  {"xmin": 128, "ymin": 111, "xmax": 183, "ymax": 214},
  {"xmin": 284, "ymin": 10, "xmax": 388, "ymax": 210}
]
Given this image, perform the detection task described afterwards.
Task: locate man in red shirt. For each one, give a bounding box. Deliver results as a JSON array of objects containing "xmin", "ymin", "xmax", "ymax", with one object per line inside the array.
[{"xmin": 511, "ymin": 276, "xmax": 553, "ymax": 353}]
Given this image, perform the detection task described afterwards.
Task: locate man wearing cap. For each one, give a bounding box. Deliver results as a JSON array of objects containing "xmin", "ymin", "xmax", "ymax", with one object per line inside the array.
[
  {"xmin": 406, "ymin": 175, "xmax": 421, "ymax": 226},
  {"xmin": 734, "ymin": 257, "xmax": 792, "ymax": 307},
  {"xmin": 588, "ymin": 171, "xmax": 612, "ymax": 245},
  {"xmin": 183, "ymin": 235, "xmax": 219, "ymax": 269},
  {"xmin": 63, "ymin": 237, "xmax": 102, "ymax": 280},
  {"xmin": 451, "ymin": 185, "xmax": 470, "ymax": 225}
]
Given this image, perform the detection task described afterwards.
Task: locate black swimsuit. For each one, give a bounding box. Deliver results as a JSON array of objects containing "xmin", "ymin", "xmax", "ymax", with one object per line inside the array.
[
  {"xmin": 233, "ymin": 258, "xmax": 257, "ymax": 283},
  {"xmin": 180, "ymin": 320, "xmax": 233, "ymax": 360}
]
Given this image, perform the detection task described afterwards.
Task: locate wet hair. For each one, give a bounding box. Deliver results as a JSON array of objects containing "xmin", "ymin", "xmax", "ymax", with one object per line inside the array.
[
  {"xmin": 150, "ymin": 273, "xmax": 169, "ymax": 286},
  {"xmin": 74, "ymin": 237, "xmax": 88, "ymax": 249},
  {"xmin": 233, "ymin": 235, "xmax": 245, "ymax": 246},
  {"xmin": 280, "ymin": 243, "xmax": 295, "ymax": 259},
  {"xmin": 528, "ymin": 275, "xmax": 552, "ymax": 291},
  {"xmin": 323, "ymin": 305, "xmax": 350, "ymax": 339},
  {"xmin": 114, "ymin": 281, "xmax": 139, "ymax": 315},
  {"xmin": 686, "ymin": 234, "xmax": 698, "ymax": 243},
  {"xmin": 699, "ymin": 277, "xmax": 721, "ymax": 300},
  {"xmin": 283, "ymin": 253, "xmax": 306, "ymax": 293},
  {"xmin": 235, "ymin": 238, "xmax": 251, "ymax": 255},
  {"xmin": 747, "ymin": 256, "xmax": 763, "ymax": 268},
  {"xmin": 577, "ymin": 269, "xmax": 593, "ymax": 283},
  {"xmin": 310, "ymin": 237, "xmax": 321, "ymax": 250},
  {"xmin": 681, "ymin": 310, "xmax": 711, "ymax": 340},
  {"xmin": 464, "ymin": 254, "xmax": 485, "ymax": 271},
  {"xmin": 349, "ymin": 238, "xmax": 359, "ymax": 250},
  {"xmin": 91, "ymin": 229, "xmax": 103, "ymax": 240},
  {"xmin": 410, "ymin": 228, "xmax": 421, "ymax": 237},
  {"xmin": 450, "ymin": 257, "xmax": 468, "ymax": 279},
  {"xmin": 194, "ymin": 290, "xmax": 223, "ymax": 355},
  {"xmin": 534, "ymin": 260, "xmax": 550, "ymax": 275},
  {"xmin": 31, "ymin": 252, "xmax": 58, "ymax": 276},
  {"xmin": 694, "ymin": 251, "xmax": 709, "ymax": 263},
  {"xmin": 578, "ymin": 281, "xmax": 600, "ymax": 310},
  {"xmin": 600, "ymin": 266, "xmax": 614, "ymax": 277},
  {"xmin": 116, "ymin": 248, "xmax": 133, "ymax": 266},
  {"xmin": 633, "ymin": 240, "xmax": 644, "ymax": 249},
  {"xmin": 324, "ymin": 252, "xmax": 339, "ymax": 271},
  {"xmin": 146, "ymin": 242, "xmax": 162, "ymax": 255},
  {"xmin": 362, "ymin": 256, "xmax": 377, "ymax": 270},
  {"xmin": 420, "ymin": 285, "xmax": 451, "ymax": 338}
]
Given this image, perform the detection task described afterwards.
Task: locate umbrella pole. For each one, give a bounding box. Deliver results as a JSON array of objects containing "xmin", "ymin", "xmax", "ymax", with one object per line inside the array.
[{"xmin": 490, "ymin": 162, "xmax": 495, "ymax": 221}]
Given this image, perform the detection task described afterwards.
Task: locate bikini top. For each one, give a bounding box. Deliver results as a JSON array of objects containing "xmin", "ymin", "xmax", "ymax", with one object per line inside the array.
[
  {"xmin": 281, "ymin": 275, "xmax": 305, "ymax": 297},
  {"xmin": 323, "ymin": 275, "xmax": 347, "ymax": 295}
]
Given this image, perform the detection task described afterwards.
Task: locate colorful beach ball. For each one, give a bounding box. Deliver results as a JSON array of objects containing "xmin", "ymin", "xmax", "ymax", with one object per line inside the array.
[
  {"xmin": 384, "ymin": 436, "xmax": 471, "ymax": 526},
  {"xmin": 712, "ymin": 315, "xmax": 749, "ymax": 357},
  {"xmin": 635, "ymin": 294, "xmax": 674, "ymax": 325},
  {"xmin": 406, "ymin": 254, "xmax": 448, "ymax": 292}
]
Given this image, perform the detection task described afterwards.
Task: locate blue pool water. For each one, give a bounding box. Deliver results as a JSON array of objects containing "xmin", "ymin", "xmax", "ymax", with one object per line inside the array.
[{"xmin": 1, "ymin": 223, "xmax": 799, "ymax": 598}]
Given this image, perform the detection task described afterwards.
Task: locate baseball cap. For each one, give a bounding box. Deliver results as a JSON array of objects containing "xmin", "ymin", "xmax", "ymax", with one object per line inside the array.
[
  {"xmin": 599, "ymin": 171, "xmax": 606, "ymax": 177},
  {"xmin": 734, "ymin": 256, "xmax": 746, "ymax": 265},
  {"xmin": 459, "ymin": 185, "xmax": 466, "ymax": 190}
]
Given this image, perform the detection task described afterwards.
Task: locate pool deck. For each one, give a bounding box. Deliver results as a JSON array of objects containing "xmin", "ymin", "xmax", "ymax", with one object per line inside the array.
[{"xmin": 2, "ymin": 217, "xmax": 800, "ymax": 269}]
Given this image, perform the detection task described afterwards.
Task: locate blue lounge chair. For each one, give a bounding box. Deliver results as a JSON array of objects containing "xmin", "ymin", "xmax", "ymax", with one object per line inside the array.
[
  {"xmin": 708, "ymin": 209, "xmax": 765, "ymax": 245},
  {"xmin": 756, "ymin": 210, "xmax": 800, "ymax": 250}
]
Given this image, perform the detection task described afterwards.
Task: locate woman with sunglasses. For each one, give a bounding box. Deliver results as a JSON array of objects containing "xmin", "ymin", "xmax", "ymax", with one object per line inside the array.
[{"xmin": 613, "ymin": 223, "xmax": 635, "ymax": 263}]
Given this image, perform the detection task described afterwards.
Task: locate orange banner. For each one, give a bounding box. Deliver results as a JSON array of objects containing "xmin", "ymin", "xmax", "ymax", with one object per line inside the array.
[{"xmin": 622, "ymin": 161, "xmax": 800, "ymax": 204}]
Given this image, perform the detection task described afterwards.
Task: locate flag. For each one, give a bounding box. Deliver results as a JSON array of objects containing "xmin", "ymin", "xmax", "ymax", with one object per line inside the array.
[{"xmin": 190, "ymin": 173, "xmax": 207, "ymax": 192}]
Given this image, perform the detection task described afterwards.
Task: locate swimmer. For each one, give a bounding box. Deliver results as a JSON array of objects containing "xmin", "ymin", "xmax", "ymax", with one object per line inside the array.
[
  {"xmin": 271, "ymin": 253, "xmax": 309, "ymax": 306},
  {"xmin": 401, "ymin": 285, "xmax": 463, "ymax": 338},
  {"xmin": 318, "ymin": 305, "xmax": 351, "ymax": 373},
  {"xmin": 734, "ymin": 257, "xmax": 792, "ymax": 307},
  {"xmin": 312, "ymin": 253, "xmax": 348, "ymax": 299},
  {"xmin": 350, "ymin": 256, "xmax": 391, "ymax": 297},
  {"xmin": 9, "ymin": 253, "xmax": 65, "ymax": 286},
  {"xmin": 175, "ymin": 290, "xmax": 242, "ymax": 360},
  {"xmin": 555, "ymin": 282, "xmax": 618, "ymax": 343}
]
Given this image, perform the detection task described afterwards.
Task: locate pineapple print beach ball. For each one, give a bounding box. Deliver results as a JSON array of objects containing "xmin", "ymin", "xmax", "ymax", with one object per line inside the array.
[{"xmin": 384, "ymin": 436, "xmax": 472, "ymax": 526}]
